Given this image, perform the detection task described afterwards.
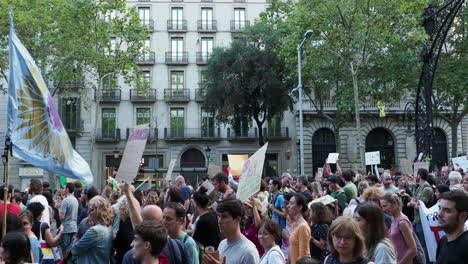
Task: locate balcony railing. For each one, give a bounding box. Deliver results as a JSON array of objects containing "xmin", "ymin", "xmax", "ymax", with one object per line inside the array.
[
  {"xmin": 96, "ymin": 128, "xmax": 121, "ymax": 142},
  {"xmin": 126, "ymin": 128, "xmax": 158, "ymax": 141},
  {"xmin": 197, "ymin": 20, "xmax": 217, "ymax": 32},
  {"xmin": 227, "ymin": 127, "xmax": 257, "ymax": 140},
  {"xmin": 63, "ymin": 119, "xmax": 84, "ymax": 134},
  {"xmin": 136, "ymin": 52, "xmax": 155, "ymax": 65},
  {"xmin": 141, "ymin": 19, "xmax": 154, "ymax": 31},
  {"xmin": 230, "ymin": 20, "xmax": 250, "ymax": 31},
  {"xmin": 305, "ymin": 98, "xmax": 413, "ymax": 113},
  {"xmin": 196, "ymin": 52, "xmax": 211, "ymax": 65},
  {"xmin": 164, "ymin": 89, "xmax": 190, "ymax": 102},
  {"xmin": 95, "ymin": 89, "xmax": 121, "ymax": 102},
  {"xmin": 264, "ymin": 127, "xmax": 290, "ymax": 140},
  {"xmin": 165, "ymin": 52, "xmax": 188, "ymax": 65},
  {"xmin": 167, "ymin": 20, "xmax": 187, "ymax": 32},
  {"xmin": 195, "ymin": 89, "xmax": 205, "ymax": 102},
  {"xmin": 130, "ymin": 89, "xmax": 157, "ymax": 102},
  {"xmin": 164, "ymin": 127, "xmax": 221, "ymax": 140}
]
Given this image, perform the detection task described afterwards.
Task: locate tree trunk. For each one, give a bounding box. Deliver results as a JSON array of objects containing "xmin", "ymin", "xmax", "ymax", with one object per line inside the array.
[
  {"xmin": 351, "ymin": 64, "xmax": 365, "ymax": 169},
  {"xmin": 334, "ymin": 125, "xmax": 341, "ymax": 153},
  {"xmin": 257, "ymin": 123, "xmax": 265, "ymax": 146},
  {"xmin": 450, "ymin": 121, "xmax": 458, "ymax": 158}
]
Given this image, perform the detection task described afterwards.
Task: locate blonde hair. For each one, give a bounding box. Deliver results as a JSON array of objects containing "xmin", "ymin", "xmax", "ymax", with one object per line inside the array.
[
  {"xmin": 89, "ymin": 196, "xmax": 114, "ymax": 226},
  {"xmin": 328, "ymin": 216, "xmax": 365, "ymax": 260},
  {"xmin": 381, "ymin": 192, "xmax": 402, "ymax": 208},
  {"xmin": 362, "ymin": 187, "xmax": 384, "ymax": 201},
  {"xmin": 310, "ymin": 182, "xmax": 323, "ymax": 199},
  {"xmin": 144, "ymin": 191, "xmax": 159, "ymax": 206},
  {"xmin": 117, "ymin": 196, "xmax": 130, "ymax": 221}
]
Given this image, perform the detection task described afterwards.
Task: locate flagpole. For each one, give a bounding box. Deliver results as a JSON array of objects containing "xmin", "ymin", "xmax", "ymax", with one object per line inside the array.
[{"xmin": 2, "ymin": 139, "xmax": 11, "ymax": 237}]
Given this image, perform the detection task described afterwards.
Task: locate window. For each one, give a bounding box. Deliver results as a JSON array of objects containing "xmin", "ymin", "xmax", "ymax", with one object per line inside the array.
[
  {"xmin": 102, "ymin": 75, "xmax": 115, "ymax": 91},
  {"xmin": 104, "ymin": 10, "xmax": 116, "ymax": 22},
  {"xmin": 171, "ymin": 37, "xmax": 183, "ymax": 57},
  {"xmin": 102, "ymin": 108, "xmax": 116, "ymax": 138},
  {"xmin": 201, "ymin": 37, "xmax": 213, "ymax": 58},
  {"xmin": 142, "ymin": 38, "xmax": 150, "ymax": 55},
  {"xmin": 138, "ymin": 7, "xmax": 150, "ymax": 26},
  {"xmin": 201, "ymin": 110, "xmax": 214, "ymax": 137},
  {"xmin": 170, "ymin": 108, "xmax": 184, "ymax": 137},
  {"xmin": 268, "ymin": 116, "xmax": 281, "ymax": 137},
  {"xmin": 234, "ymin": 8, "xmax": 246, "ymax": 29},
  {"xmin": 170, "ymin": 71, "xmax": 184, "ymax": 90},
  {"xmin": 137, "ymin": 71, "xmax": 151, "ymax": 93},
  {"xmin": 171, "ymin": 7, "xmax": 183, "ymax": 29},
  {"xmin": 234, "ymin": 116, "xmax": 249, "ymax": 136},
  {"xmin": 59, "ymin": 97, "xmax": 81, "ymax": 130},
  {"xmin": 201, "ymin": 8, "xmax": 213, "ymax": 29},
  {"xmin": 136, "ymin": 108, "xmax": 151, "ymax": 125}
]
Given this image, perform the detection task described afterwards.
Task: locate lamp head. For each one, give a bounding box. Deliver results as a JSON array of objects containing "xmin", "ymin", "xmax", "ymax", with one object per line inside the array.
[{"xmin": 304, "ymin": 30, "xmax": 313, "ymax": 38}]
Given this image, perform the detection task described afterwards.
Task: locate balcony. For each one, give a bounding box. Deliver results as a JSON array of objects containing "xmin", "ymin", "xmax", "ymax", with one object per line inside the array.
[
  {"xmin": 164, "ymin": 89, "xmax": 190, "ymax": 102},
  {"xmin": 136, "ymin": 52, "xmax": 155, "ymax": 65},
  {"xmin": 264, "ymin": 127, "xmax": 290, "ymax": 141},
  {"xmin": 141, "ymin": 19, "xmax": 154, "ymax": 31},
  {"xmin": 196, "ymin": 52, "xmax": 211, "ymax": 65},
  {"xmin": 304, "ymin": 98, "xmax": 413, "ymax": 115},
  {"xmin": 130, "ymin": 89, "xmax": 157, "ymax": 103},
  {"xmin": 227, "ymin": 127, "xmax": 258, "ymax": 141},
  {"xmin": 195, "ymin": 89, "xmax": 205, "ymax": 102},
  {"xmin": 230, "ymin": 20, "xmax": 250, "ymax": 31},
  {"xmin": 95, "ymin": 128, "xmax": 121, "ymax": 142},
  {"xmin": 95, "ymin": 89, "xmax": 121, "ymax": 103},
  {"xmin": 63, "ymin": 119, "xmax": 84, "ymax": 135},
  {"xmin": 165, "ymin": 52, "xmax": 189, "ymax": 65},
  {"xmin": 164, "ymin": 127, "xmax": 222, "ymax": 141},
  {"xmin": 167, "ymin": 20, "xmax": 187, "ymax": 32},
  {"xmin": 197, "ymin": 20, "xmax": 217, "ymax": 32},
  {"xmin": 126, "ymin": 128, "xmax": 158, "ymax": 141}
]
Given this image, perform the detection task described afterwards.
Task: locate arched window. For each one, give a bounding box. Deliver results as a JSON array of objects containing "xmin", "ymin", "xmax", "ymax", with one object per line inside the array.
[
  {"xmin": 180, "ymin": 148, "xmax": 206, "ymax": 168},
  {"xmin": 432, "ymin": 128, "xmax": 448, "ymax": 170},
  {"xmin": 312, "ymin": 128, "xmax": 336, "ymax": 173},
  {"xmin": 365, "ymin": 128, "xmax": 395, "ymax": 169}
]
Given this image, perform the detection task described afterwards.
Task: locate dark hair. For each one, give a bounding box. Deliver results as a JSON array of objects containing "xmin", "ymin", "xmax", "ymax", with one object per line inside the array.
[
  {"xmin": 297, "ymin": 256, "xmax": 320, "ymax": 264},
  {"xmin": 259, "ymin": 179, "xmax": 267, "ymax": 192},
  {"xmin": 19, "ymin": 210, "xmax": 34, "ymax": 225},
  {"xmin": 0, "ymin": 184, "xmax": 14, "ymax": 199},
  {"xmin": 283, "ymin": 192, "xmax": 294, "ymax": 202},
  {"xmin": 441, "ymin": 190, "xmax": 468, "ymax": 214},
  {"xmin": 367, "ymin": 175, "xmax": 380, "ymax": 184},
  {"xmin": 0, "ymin": 213, "xmax": 23, "ymax": 241},
  {"xmin": 66, "ymin": 182, "xmax": 75, "ymax": 193},
  {"xmin": 355, "ymin": 202, "xmax": 388, "ymax": 258},
  {"xmin": 216, "ymin": 198, "xmax": 244, "ymax": 219},
  {"xmin": 309, "ymin": 202, "xmax": 332, "ymax": 225},
  {"xmin": 436, "ymin": 184, "xmax": 450, "ymax": 195},
  {"xmin": 2, "ymin": 231, "xmax": 31, "ymax": 263},
  {"xmin": 43, "ymin": 190, "xmax": 54, "ymax": 208},
  {"xmin": 298, "ymin": 176, "xmax": 308, "ymax": 186},
  {"xmin": 13, "ymin": 192, "xmax": 23, "ymax": 204},
  {"xmin": 427, "ymin": 174, "xmax": 436, "ymax": 186},
  {"xmin": 193, "ymin": 186, "xmax": 210, "ymax": 208},
  {"xmin": 74, "ymin": 181, "xmax": 82, "ymax": 189},
  {"xmin": 167, "ymin": 186, "xmax": 183, "ymax": 204},
  {"xmin": 27, "ymin": 202, "xmax": 45, "ymax": 220},
  {"xmin": 393, "ymin": 176, "xmax": 402, "ymax": 185},
  {"xmin": 213, "ymin": 172, "xmax": 228, "ymax": 184},
  {"xmin": 84, "ymin": 185, "xmax": 99, "ymax": 200},
  {"xmin": 418, "ymin": 168, "xmax": 429, "ymax": 181},
  {"xmin": 134, "ymin": 220, "xmax": 168, "ymax": 257},
  {"xmin": 270, "ymin": 177, "xmax": 281, "ymax": 189},
  {"xmin": 43, "ymin": 181, "xmax": 50, "ymax": 189},
  {"xmin": 258, "ymin": 220, "xmax": 281, "ymax": 240},
  {"xmin": 343, "ymin": 170, "xmax": 355, "ymax": 182},
  {"xmin": 29, "ymin": 178, "xmax": 43, "ymax": 195},
  {"xmin": 164, "ymin": 202, "xmax": 186, "ymax": 218},
  {"xmin": 328, "ymin": 176, "xmax": 338, "ymax": 184},
  {"xmin": 134, "ymin": 189, "xmax": 144, "ymax": 205},
  {"xmin": 291, "ymin": 193, "xmax": 308, "ymax": 214}
]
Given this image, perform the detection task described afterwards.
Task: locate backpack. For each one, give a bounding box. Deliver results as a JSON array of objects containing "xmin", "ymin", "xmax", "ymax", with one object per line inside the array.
[
  {"xmin": 183, "ymin": 234, "xmax": 204, "ymax": 264},
  {"xmin": 167, "ymin": 238, "xmax": 192, "ymax": 264}
]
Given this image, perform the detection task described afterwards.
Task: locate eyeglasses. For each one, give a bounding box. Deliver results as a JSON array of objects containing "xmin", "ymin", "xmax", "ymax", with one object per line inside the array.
[{"xmin": 332, "ymin": 234, "xmax": 355, "ymax": 242}]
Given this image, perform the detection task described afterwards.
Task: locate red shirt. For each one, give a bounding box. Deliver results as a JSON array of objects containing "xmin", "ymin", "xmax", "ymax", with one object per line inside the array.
[
  {"xmin": 159, "ymin": 253, "xmax": 169, "ymax": 264},
  {"xmin": 0, "ymin": 203, "xmax": 22, "ymax": 217}
]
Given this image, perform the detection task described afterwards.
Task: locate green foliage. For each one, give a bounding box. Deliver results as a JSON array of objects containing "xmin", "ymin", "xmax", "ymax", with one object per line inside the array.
[{"xmin": 202, "ymin": 22, "xmax": 293, "ymax": 145}]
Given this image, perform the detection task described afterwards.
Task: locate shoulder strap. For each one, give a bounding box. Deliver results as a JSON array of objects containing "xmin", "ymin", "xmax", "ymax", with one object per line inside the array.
[
  {"xmin": 183, "ymin": 234, "xmax": 188, "ymax": 243},
  {"xmin": 167, "ymin": 239, "xmax": 178, "ymax": 263}
]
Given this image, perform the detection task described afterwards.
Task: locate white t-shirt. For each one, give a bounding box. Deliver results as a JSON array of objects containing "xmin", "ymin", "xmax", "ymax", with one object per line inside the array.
[
  {"xmin": 30, "ymin": 194, "xmax": 50, "ymax": 225},
  {"xmin": 260, "ymin": 245, "xmax": 285, "ymax": 264}
]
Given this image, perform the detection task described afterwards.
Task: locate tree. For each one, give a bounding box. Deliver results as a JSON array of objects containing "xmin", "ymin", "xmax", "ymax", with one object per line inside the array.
[{"xmin": 201, "ymin": 22, "xmax": 293, "ymax": 146}]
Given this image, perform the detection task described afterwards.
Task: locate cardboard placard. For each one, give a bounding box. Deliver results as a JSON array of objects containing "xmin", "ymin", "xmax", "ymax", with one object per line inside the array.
[
  {"xmin": 228, "ymin": 154, "xmax": 248, "ymax": 176},
  {"xmin": 413, "ymin": 162, "xmax": 430, "ymax": 177},
  {"xmin": 365, "ymin": 151, "xmax": 381, "ymax": 165},
  {"xmin": 452, "ymin": 156, "xmax": 468, "ymax": 172},
  {"xmin": 327, "ymin": 153, "xmax": 339, "ymax": 164},
  {"xmin": 236, "ymin": 143, "xmax": 268, "ymax": 202},
  {"xmin": 399, "ymin": 159, "xmax": 414, "ymax": 175},
  {"xmin": 115, "ymin": 124, "xmax": 150, "ymax": 182},
  {"xmin": 198, "ymin": 179, "xmax": 215, "ymax": 195},
  {"xmin": 207, "ymin": 164, "xmax": 222, "ymax": 177},
  {"xmin": 165, "ymin": 159, "xmax": 176, "ymax": 182}
]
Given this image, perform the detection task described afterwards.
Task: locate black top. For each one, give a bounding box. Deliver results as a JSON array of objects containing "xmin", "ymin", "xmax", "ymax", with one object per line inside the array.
[
  {"xmin": 193, "ymin": 212, "xmax": 221, "ymax": 249},
  {"xmin": 115, "ymin": 218, "xmax": 134, "ymax": 264},
  {"xmin": 325, "ymin": 256, "xmax": 371, "ymax": 264},
  {"xmin": 32, "ymin": 220, "xmax": 49, "ymax": 240},
  {"xmin": 301, "ymin": 190, "xmax": 313, "ymax": 202},
  {"xmin": 310, "ymin": 223, "xmax": 329, "ymax": 261},
  {"xmin": 436, "ymin": 231, "xmax": 468, "ymax": 264}
]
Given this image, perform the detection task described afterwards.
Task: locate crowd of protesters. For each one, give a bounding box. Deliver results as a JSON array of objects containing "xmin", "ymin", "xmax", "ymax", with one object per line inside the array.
[{"xmin": 0, "ymin": 162, "xmax": 466, "ymax": 264}]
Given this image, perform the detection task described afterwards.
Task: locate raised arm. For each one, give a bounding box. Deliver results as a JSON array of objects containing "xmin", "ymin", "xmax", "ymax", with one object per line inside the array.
[{"xmin": 123, "ymin": 182, "xmax": 143, "ymax": 229}]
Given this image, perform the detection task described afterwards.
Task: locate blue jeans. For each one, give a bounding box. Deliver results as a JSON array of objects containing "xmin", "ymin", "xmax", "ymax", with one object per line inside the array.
[
  {"xmin": 413, "ymin": 223, "xmax": 429, "ymax": 263},
  {"xmin": 60, "ymin": 232, "xmax": 75, "ymax": 251}
]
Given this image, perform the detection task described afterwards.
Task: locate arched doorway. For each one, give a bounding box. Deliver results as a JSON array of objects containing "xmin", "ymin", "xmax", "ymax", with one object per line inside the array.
[
  {"xmin": 365, "ymin": 128, "xmax": 395, "ymax": 170},
  {"xmin": 312, "ymin": 128, "xmax": 336, "ymax": 173},
  {"xmin": 432, "ymin": 128, "xmax": 448, "ymax": 170},
  {"xmin": 180, "ymin": 148, "xmax": 206, "ymax": 186}
]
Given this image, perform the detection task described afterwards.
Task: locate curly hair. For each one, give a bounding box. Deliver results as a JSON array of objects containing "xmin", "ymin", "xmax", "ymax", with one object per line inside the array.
[
  {"xmin": 117, "ymin": 196, "xmax": 130, "ymax": 221},
  {"xmin": 145, "ymin": 191, "xmax": 159, "ymax": 207},
  {"xmin": 27, "ymin": 202, "xmax": 45, "ymax": 220},
  {"xmin": 89, "ymin": 196, "xmax": 114, "ymax": 226},
  {"xmin": 362, "ymin": 187, "xmax": 384, "ymax": 201}
]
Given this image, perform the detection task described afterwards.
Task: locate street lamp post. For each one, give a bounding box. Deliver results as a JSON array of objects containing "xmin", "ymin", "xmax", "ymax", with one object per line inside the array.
[{"xmin": 294, "ymin": 30, "xmax": 313, "ymax": 176}]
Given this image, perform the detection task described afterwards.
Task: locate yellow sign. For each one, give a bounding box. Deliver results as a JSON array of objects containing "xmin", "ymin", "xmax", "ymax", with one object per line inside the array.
[{"xmin": 228, "ymin": 154, "xmax": 248, "ymax": 176}]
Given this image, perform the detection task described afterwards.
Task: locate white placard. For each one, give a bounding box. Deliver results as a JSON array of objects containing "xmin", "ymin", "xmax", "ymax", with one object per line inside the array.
[
  {"xmin": 365, "ymin": 151, "xmax": 381, "ymax": 165},
  {"xmin": 452, "ymin": 156, "xmax": 468, "ymax": 172},
  {"xmin": 327, "ymin": 153, "xmax": 339, "ymax": 164},
  {"xmin": 198, "ymin": 179, "xmax": 215, "ymax": 195},
  {"xmin": 236, "ymin": 143, "xmax": 268, "ymax": 202},
  {"xmin": 419, "ymin": 201, "xmax": 445, "ymax": 262}
]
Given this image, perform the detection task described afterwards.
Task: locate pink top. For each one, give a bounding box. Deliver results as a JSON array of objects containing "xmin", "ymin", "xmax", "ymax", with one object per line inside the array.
[
  {"xmin": 242, "ymin": 223, "xmax": 264, "ymax": 257},
  {"xmin": 389, "ymin": 215, "xmax": 412, "ymax": 264}
]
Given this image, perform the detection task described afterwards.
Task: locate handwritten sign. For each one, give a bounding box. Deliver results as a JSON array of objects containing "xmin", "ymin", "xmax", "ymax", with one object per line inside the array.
[
  {"xmin": 228, "ymin": 154, "xmax": 248, "ymax": 176},
  {"xmin": 419, "ymin": 201, "xmax": 445, "ymax": 262},
  {"xmin": 116, "ymin": 124, "xmax": 150, "ymax": 182},
  {"xmin": 236, "ymin": 143, "xmax": 268, "ymax": 202},
  {"xmin": 309, "ymin": 195, "xmax": 336, "ymax": 207},
  {"xmin": 413, "ymin": 162, "xmax": 430, "ymax": 177},
  {"xmin": 399, "ymin": 159, "xmax": 414, "ymax": 175},
  {"xmin": 327, "ymin": 153, "xmax": 339, "ymax": 164},
  {"xmin": 198, "ymin": 179, "xmax": 215, "ymax": 195},
  {"xmin": 452, "ymin": 156, "xmax": 468, "ymax": 172},
  {"xmin": 207, "ymin": 164, "xmax": 222, "ymax": 177},
  {"xmin": 165, "ymin": 159, "xmax": 176, "ymax": 182},
  {"xmin": 365, "ymin": 151, "xmax": 380, "ymax": 165}
]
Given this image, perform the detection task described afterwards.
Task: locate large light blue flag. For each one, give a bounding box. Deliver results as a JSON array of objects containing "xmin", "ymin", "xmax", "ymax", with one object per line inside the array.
[{"xmin": 5, "ymin": 10, "xmax": 93, "ymax": 183}]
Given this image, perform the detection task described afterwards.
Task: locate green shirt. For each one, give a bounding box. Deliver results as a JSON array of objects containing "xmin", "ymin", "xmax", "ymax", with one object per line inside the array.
[
  {"xmin": 177, "ymin": 232, "xmax": 200, "ymax": 264},
  {"xmin": 343, "ymin": 183, "xmax": 358, "ymax": 202},
  {"xmin": 331, "ymin": 190, "xmax": 347, "ymax": 215},
  {"xmin": 414, "ymin": 183, "xmax": 434, "ymax": 224}
]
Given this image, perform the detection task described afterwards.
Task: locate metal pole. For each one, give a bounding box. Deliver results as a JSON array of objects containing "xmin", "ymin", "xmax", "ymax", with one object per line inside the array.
[
  {"xmin": 297, "ymin": 44, "xmax": 305, "ymax": 176},
  {"xmin": 2, "ymin": 146, "xmax": 10, "ymax": 237}
]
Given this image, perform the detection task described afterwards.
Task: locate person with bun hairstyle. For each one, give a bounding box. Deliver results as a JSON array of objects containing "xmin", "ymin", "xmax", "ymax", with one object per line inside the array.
[{"xmin": 192, "ymin": 186, "xmax": 220, "ymax": 249}]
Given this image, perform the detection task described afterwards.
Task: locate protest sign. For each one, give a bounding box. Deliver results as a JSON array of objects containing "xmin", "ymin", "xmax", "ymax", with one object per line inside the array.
[
  {"xmin": 399, "ymin": 159, "xmax": 414, "ymax": 175},
  {"xmin": 116, "ymin": 124, "xmax": 150, "ymax": 182},
  {"xmin": 327, "ymin": 153, "xmax": 339, "ymax": 164},
  {"xmin": 452, "ymin": 156, "xmax": 468, "ymax": 172},
  {"xmin": 207, "ymin": 164, "xmax": 222, "ymax": 177},
  {"xmin": 228, "ymin": 154, "xmax": 248, "ymax": 176},
  {"xmin": 308, "ymin": 195, "xmax": 336, "ymax": 207},
  {"xmin": 365, "ymin": 151, "xmax": 380, "ymax": 165},
  {"xmin": 165, "ymin": 159, "xmax": 176, "ymax": 182},
  {"xmin": 198, "ymin": 179, "xmax": 215, "ymax": 195},
  {"xmin": 236, "ymin": 143, "xmax": 268, "ymax": 202},
  {"xmin": 413, "ymin": 162, "xmax": 429, "ymax": 177},
  {"xmin": 419, "ymin": 201, "xmax": 445, "ymax": 262}
]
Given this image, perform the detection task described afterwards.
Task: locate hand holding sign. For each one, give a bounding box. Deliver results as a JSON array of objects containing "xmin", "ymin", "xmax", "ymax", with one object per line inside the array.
[
  {"xmin": 327, "ymin": 153, "xmax": 339, "ymax": 164},
  {"xmin": 365, "ymin": 151, "xmax": 381, "ymax": 165}
]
